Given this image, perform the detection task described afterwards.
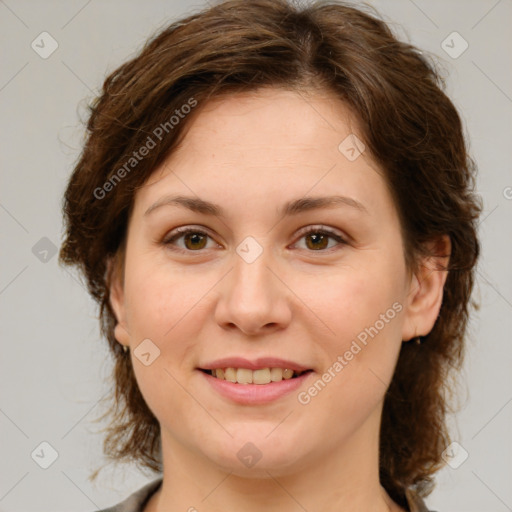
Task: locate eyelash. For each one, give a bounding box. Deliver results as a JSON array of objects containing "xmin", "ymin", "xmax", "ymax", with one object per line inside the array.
[{"xmin": 161, "ymin": 225, "xmax": 347, "ymax": 254}]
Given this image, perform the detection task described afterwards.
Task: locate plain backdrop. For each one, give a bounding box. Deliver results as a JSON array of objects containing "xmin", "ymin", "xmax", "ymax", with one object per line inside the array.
[{"xmin": 1, "ymin": 1, "xmax": 511, "ymax": 511}]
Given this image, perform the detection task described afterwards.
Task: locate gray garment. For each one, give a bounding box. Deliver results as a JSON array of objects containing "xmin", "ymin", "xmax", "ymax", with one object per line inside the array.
[
  {"xmin": 96, "ymin": 477, "xmax": 434, "ymax": 512},
  {"xmin": 96, "ymin": 479, "xmax": 162, "ymax": 512}
]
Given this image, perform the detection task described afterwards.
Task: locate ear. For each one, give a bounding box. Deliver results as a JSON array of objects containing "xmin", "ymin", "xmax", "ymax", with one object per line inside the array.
[
  {"xmin": 107, "ymin": 254, "xmax": 131, "ymax": 348},
  {"xmin": 401, "ymin": 235, "xmax": 451, "ymax": 342}
]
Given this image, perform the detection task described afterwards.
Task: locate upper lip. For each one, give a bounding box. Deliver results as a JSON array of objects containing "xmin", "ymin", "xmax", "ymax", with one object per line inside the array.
[{"xmin": 199, "ymin": 357, "xmax": 311, "ymax": 372}]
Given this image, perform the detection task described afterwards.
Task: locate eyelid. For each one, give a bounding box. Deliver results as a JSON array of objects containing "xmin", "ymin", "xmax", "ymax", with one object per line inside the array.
[
  {"xmin": 162, "ymin": 225, "xmax": 220, "ymax": 246},
  {"xmin": 293, "ymin": 224, "xmax": 346, "ymax": 240},
  {"xmin": 290, "ymin": 225, "xmax": 348, "ymax": 250},
  {"xmin": 161, "ymin": 224, "xmax": 348, "ymax": 253}
]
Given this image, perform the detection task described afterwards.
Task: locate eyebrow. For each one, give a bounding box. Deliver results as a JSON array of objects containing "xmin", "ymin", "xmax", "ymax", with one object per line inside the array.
[{"xmin": 144, "ymin": 194, "xmax": 369, "ymax": 217}]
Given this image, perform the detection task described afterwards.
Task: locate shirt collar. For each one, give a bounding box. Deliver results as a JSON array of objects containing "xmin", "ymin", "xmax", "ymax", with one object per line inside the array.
[{"xmin": 114, "ymin": 478, "xmax": 432, "ymax": 512}]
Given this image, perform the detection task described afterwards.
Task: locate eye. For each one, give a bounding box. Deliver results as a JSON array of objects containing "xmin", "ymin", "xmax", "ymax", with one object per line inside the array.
[
  {"xmin": 292, "ymin": 226, "xmax": 347, "ymax": 252},
  {"xmin": 162, "ymin": 227, "xmax": 219, "ymax": 252},
  {"xmin": 161, "ymin": 225, "xmax": 347, "ymax": 254}
]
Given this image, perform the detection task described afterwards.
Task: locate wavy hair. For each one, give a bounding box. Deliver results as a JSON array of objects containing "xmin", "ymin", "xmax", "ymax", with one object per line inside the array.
[{"xmin": 59, "ymin": 0, "xmax": 481, "ymax": 505}]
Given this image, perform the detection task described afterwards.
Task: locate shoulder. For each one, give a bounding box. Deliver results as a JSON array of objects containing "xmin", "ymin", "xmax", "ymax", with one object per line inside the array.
[
  {"xmin": 95, "ymin": 478, "xmax": 438, "ymax": 512},
  {"xmin": 95, "ymin": 478, "xmax": 163, "ymax": 512}
]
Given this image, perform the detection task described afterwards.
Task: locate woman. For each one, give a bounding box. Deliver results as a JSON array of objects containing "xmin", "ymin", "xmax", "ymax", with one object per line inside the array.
[{"xmin": 59, "ymin": 1, "xmax": 481, "ymax": 511}]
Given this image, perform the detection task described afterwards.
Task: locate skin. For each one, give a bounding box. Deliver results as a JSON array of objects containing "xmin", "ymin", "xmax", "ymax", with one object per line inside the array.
[{"xmin": 110, "ymin": 87, "xmax": 450, "ymax": 512}]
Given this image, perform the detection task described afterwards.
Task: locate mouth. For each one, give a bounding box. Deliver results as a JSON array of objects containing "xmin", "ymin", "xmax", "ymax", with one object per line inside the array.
[{"xmin": 199, "ymin": 367, "xmax": 313, "ymax": 385}]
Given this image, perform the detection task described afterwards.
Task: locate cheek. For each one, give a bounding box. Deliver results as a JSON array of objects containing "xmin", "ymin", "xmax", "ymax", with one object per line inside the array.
[
  {"xmin": 301, "ymin": 258, "xmax": 405, "ymax": 342},
  {"xmin": 122, "ymin": 262, "xmax": 206, "ymax": 421},
  {"xmin": 295, "ymin": 249, "xmax": 406, "ymax": 389},
  {"xmin": 294, "ymin": 264, "xmax": 405, "ymax": 440},
  {"xmin": 123, "ymin": 255, "xmax": 206, "ymax": 340}
]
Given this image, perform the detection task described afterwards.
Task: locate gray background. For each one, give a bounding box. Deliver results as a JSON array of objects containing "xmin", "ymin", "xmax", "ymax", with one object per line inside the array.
[{"xmin": 1, "ymin": 0, "xmax": 511, "ymax": 511}]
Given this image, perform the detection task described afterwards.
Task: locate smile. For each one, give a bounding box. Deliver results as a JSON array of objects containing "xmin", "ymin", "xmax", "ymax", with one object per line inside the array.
[{"xmin": 200, "ymin": 367, "xmax": 311, "ymax": 385}]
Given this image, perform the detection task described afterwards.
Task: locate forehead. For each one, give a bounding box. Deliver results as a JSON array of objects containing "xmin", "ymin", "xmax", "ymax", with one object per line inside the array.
[
  {"xmin": 134, "ymin": 87, "xmax": 392, "ymax": 219},
  {"xmin": 156, "ymin": 88, "xmax": 364, "ymax": 168}
]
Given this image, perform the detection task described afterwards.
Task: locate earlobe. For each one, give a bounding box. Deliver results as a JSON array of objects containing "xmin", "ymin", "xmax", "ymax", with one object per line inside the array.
[
  {"xmin": 107, "ymin": 255, "xmax": 131, "ymax": 347},
  {"xmin": 401, "ymin": 235, "xmax": 451, "ymax": 342}
]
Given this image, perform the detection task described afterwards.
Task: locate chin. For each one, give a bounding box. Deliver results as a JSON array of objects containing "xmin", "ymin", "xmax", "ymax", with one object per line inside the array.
[{"xmin": 197, "ymin": 428, "xmax": 313, "ymax": 477}]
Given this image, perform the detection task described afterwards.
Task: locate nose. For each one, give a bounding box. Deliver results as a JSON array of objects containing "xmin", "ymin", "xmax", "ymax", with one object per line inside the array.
[{"xmin": 214, "ymin": 247, "xmax": 292, "ymax": 337}]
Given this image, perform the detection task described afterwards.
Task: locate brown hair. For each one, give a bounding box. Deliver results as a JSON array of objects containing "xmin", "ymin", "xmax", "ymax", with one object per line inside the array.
[{"xmin": 59, "ymin": 0, "xmax": 481, "ymax": 504}]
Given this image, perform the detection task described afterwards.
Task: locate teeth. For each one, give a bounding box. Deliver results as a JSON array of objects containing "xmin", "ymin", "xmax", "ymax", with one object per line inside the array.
[
  {"xmin": 224, "ymin": 367, "xmax": 237, "ymax": 382},
  {"xmin": 211, "ymin": 367, "xmax": 301, "ymax": 384},
  {"xmin": 253, "ymin": 368, "xmax": 271, "ymax": 384},
  {"xmin": 282, "ymin": 369, "xmax": 294, "ymax": 380},
  {"xmin": 270, "ymin": 367, "xmax": 283, "ymax": 382},
  {"xmin": 236, "ymin": 368, "xmax": 253, "ymax": 384}
]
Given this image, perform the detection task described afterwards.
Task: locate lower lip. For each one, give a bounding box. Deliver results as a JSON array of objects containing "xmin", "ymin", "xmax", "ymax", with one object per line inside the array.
[{"xmin": 200, "ymin": 370, "xmax": 312, "ymax": 405}]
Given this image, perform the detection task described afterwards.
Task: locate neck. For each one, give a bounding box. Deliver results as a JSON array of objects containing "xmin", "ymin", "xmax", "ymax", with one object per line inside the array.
[{"xmin": 146, "ymin": 408, "xmax": 403, "ymax": 512}]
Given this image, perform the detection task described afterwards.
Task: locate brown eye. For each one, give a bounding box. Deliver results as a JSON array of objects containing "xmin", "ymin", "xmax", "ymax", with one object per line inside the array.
[
  {"xmin": 182, "ymin": 232, "xmax": 207, "ymax": 250},
  {"xmin": 294, "ymin": 227, "xmax": 347, "ymax": 252},
  {"xmin": 163, "ymin": 227, "xmax": 218, "ymax": 252},
  {"xmin": 305, "ymin": 232, "xmax": 329, "ymax": 250}
]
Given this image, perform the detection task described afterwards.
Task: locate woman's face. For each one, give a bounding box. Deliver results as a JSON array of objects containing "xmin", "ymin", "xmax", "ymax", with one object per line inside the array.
[{"xmin": 111, "ymin": 88, "xmax": 443, "ymax": 476}]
